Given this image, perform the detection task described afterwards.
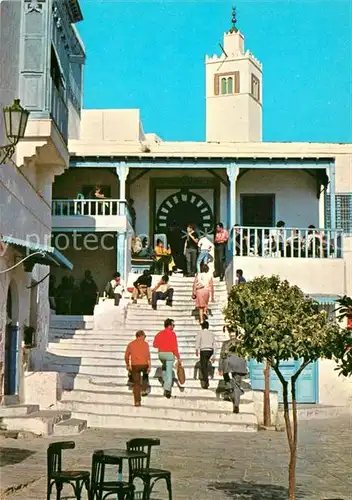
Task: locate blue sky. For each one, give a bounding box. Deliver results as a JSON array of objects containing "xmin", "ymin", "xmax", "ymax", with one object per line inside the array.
[{"xmin": 79, "ymin": 0, "xmax": 351, "ymax": 143}]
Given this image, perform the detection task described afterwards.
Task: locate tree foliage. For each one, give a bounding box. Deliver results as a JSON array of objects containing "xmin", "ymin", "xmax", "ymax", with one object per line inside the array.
[
  {"xmin": 223, "ymin": 275, "xmax": 351, "ymax": 500},
  {"xmin": 223, "ymin": 275, "xmax": 348, "ymax": 368}
]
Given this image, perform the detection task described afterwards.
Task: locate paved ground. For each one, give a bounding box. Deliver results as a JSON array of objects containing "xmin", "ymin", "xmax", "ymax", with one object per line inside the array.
[{"xmin": 0, "ymin": 416, "xmax": 351, "ymax": 500}]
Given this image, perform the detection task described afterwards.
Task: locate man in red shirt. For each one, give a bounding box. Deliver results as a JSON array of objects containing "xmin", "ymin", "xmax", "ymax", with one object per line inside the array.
[
  {"xmin": 214, "ymin": 222, "xmax": 229, "ymax": 281},
  {"xmin": 125, "ymin": 330, "xmax": 151, "ymax": 407},
  {"xmin": 153, "ymin": 318, "xmax": 181, "ymax": 398}
]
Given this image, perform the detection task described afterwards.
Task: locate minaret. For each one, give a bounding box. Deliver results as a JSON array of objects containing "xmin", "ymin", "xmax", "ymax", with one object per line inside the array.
[{"xmin": 205, "ymin": 7, "xmax": 263, "ymax": 142}]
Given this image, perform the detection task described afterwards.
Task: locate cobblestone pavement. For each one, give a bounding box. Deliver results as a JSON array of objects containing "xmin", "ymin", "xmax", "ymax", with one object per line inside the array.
[{"xmin": 0, "ymin": 416, "xmax": 351, "ymax": 500}]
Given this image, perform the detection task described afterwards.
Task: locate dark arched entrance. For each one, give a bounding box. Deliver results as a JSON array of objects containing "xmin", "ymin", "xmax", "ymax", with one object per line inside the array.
[
  {"xmin": 155, "ymin": 190, "xmax": 214, "ymax": 269},
  {"xmin": 4, "ymin": 282, "xmax": 19, "ymax": 396}
]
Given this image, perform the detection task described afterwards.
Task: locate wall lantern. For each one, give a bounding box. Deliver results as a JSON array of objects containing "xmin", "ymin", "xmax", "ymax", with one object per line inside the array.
[{"xmin": 0, "ymin": 99, "xmax": 30, "ymax": 165}]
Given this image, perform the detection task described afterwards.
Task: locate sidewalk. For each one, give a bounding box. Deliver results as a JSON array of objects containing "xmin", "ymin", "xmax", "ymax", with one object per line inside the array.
[{"xmin": 1, "ymin": 416, "xmax": 351, "ymax": 499}]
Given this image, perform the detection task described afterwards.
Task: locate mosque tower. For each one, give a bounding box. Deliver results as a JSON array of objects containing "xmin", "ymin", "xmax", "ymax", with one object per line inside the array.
[{"xmin": 205, "ymin": 7, "xmax": 263, "ymax": 142}]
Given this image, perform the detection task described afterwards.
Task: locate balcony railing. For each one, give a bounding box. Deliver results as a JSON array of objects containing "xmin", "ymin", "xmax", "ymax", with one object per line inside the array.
[
  {"xmin": 52, "ymin": 199, "xmax": 133, "ymax": 227},
  {"xmin": 231, "ymin": 227, "xmax": 344, "ymax": 259},
  {"xmin": 51, "ymin": 83, "xmax": 68, "ymax": 142}
]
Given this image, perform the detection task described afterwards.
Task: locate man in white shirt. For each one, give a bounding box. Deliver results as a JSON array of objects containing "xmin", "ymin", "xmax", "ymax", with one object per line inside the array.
[
  {"xmin": 196, "ymin": 235, "xmax": 214, "ymax": 274},
  {"xmin": 104, "ymin": 272, "xmax": 125, "ymax": 306}
]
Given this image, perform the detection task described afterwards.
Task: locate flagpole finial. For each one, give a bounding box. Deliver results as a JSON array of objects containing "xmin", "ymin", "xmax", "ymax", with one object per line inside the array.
[{"xmin": 229, "ymin": 6, "xmax": 238, "ymax": 33}]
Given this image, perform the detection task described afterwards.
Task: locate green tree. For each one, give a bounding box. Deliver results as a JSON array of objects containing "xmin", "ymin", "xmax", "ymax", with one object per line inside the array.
[
  {"xmin": 333, "ymin": 295, "xmax": 352, "ymax": 376},
  {"xmin": 223, "ymin": 275, "xmax": 350, "ymax": 500}
]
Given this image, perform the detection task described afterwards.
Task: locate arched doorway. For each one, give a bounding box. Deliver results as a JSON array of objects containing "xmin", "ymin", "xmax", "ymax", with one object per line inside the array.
[
  {"xmin": 4, "ymin": 282, "xmax": 20, "ymax": 397},
  {"xmin": 155, "ymin": 190, "xmax": 214, "ymax": 269}
]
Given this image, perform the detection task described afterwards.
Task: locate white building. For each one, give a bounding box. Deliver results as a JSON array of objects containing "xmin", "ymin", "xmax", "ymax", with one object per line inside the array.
[
  {"xmin": 1, "ymin": 7, "xmax": 350, "ymax": 425},
  {"xmin": 49, "ymin": 21, "xmax": 352, "ymax": 407},
  {"xmin": 0, "ymin": 0, "xmax": 84, "ymax": 404}
]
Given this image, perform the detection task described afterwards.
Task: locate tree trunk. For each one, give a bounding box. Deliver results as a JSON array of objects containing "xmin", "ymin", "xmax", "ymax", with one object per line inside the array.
[
  {"xmin": 263, "ymin": 359, "xmax": 271, "ymax": 426},
  {"xmin": 287, "ymin": 378, "xmax": 298, "ymax": 499},
  {"xmin": 271, "ymin": 364, "xmax": 294, "ymax": 500}
]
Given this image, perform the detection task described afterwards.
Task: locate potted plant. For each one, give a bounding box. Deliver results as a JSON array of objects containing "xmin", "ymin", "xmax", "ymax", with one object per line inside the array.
[{"xmin": 23, "ymin": 325, "xmax": 36, "ymax": 348}]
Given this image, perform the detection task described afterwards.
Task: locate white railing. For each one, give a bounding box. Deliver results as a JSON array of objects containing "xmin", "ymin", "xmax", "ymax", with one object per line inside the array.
[
  {"xmin": 231, "ymin": 227, "xmax": 344, "ymax": 259},
  {"xmin": 52, "ymin": 199, "xmax": 132, "ymax": 223}
]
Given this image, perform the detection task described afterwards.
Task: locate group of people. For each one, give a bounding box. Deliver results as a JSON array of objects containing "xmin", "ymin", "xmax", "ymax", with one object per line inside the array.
[
  {"xmin": 132, "ymin": 222, "xmax": 231, "ymax": 280},
  {"xmin": 49, "ymin": 271, "xmax": 98, "ymax": 315},
  {"xmin": 234, "ymin": 220, "xmax": 336, "ymax": 258},
  {"xmin": 124, "ymin": 318, "xmax": 247, "ymax": 414}
]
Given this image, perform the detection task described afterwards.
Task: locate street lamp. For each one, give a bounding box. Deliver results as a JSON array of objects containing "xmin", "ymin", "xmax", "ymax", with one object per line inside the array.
[{"xmin": 0, "ymin": 99, "xmax": 30, "ymax": 165}]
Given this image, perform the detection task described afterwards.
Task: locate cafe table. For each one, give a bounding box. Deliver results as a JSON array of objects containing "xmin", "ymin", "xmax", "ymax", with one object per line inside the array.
[
  {"xmin": 91, "ymin": 448, "xmax": 148, "ymax": 500},
  {"xmin": 95, "ymin": 448, "xmax": 148, "ymax": 478}
]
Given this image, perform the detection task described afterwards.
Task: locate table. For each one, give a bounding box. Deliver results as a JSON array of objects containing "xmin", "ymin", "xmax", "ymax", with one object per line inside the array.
[
  {"xmin": 92, "ymin": 449, "xmax": 148, "ymax": 499},
  {"xmin": 94, "ymin": 448, "xmax": 148, "ymax": 476}
]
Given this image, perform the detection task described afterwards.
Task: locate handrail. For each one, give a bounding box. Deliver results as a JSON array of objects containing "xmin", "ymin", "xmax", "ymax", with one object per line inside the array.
[
  {"xmin": 52, "ymin": 199, "xmax": 131, "ymax": 221},
  {"xmin": 230, "ymin": 226, "xmax": 344, "ymax": 259}
]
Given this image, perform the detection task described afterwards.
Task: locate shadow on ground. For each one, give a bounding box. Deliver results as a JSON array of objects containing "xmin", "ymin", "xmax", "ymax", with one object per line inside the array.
[
  {"xmin": 0, "ymin": 447, "xmax": 35, "ymax": 467},
  {"xmin": 207, "ymin": 481, "xmax": 306, "ymax": 499}
]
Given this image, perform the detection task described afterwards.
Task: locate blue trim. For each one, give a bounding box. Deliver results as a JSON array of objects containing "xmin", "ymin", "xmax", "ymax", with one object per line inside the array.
[
  {"xmin": 315, "ymin": 359, "xmax": 320, "ymax": 404},
  {"xmin": 52, "ymin": 227, "xmax": 120, "ymax": 233},
  {"xmin": 70, "ymin": 157, "xmax": 333, "ymax": 170},
  {"xmin": 1, "ymin": 235, "xmax": 73, "ymax": 271},
  {"xmin": 117, "ymin": 232, "xmax": 126, "ymax": 280}
]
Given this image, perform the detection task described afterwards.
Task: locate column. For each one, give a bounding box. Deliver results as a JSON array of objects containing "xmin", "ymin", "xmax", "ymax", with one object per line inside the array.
[
  {"xmin": 226, "ymin": 163, "xmax": 239, "ymax": 233},
  {"xmin": 116, "ymin": 162, "xmax": 130, "ymax": 200},
  {"xmin": 328, "ymin": 163, "xmax": 336, "ymax": 230},
  {"xmin": 226, "ymin": 163, "xmax": 239, "ymax": 286},
  {"xmin": 117, "ymin": 230, "xmax": 127, "ymax": 281}
]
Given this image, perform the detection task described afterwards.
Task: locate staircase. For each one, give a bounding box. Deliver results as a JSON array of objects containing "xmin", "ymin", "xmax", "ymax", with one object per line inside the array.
[
  {"xmin": 0, "ymin": 404, "xmax": 86, "ymax": 436},
  {"xmin": 47, "ymin": 276, "xmax": 258, "ymax": 432}
]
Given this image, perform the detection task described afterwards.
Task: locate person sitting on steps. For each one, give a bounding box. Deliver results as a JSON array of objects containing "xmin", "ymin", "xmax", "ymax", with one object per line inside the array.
[
  {"xmin": 131, "ymin": 269, "xmax": 152, "ymax": 304},
  {"xmin": 154, "ymin": 238, "xmax": 175, "ymax": 275},
  {"xmin": 151, "ymin": 274, "xmax": 174, "ymax": 311}
]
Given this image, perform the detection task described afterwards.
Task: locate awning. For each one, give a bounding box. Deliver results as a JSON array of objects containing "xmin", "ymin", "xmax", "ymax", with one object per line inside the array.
[{"xmin": 1, "ymin": 235, "xmax": 73, "ymax": 271}]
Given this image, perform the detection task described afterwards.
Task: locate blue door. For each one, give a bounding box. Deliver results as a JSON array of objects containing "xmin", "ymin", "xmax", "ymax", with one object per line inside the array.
[
  {"xmin": 4, "ymin": 325, "xmax": 20, "ymax": 395},
  {"xmin": 249, "ymin": 359, "xmax": 318, "ymax": 403}
]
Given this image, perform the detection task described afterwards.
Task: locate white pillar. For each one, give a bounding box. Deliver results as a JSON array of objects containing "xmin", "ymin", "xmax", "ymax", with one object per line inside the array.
[
  {"xmin": 328, "ymin": 164, "xmax": 336, "ymax": 230},
  {"xmin": 116, "ymin": 162, "xmax": 130, "ymax": 200},
  {"xmin": 226, "ymin": 163, "xmax": 239, "ymax": 232},
  {"xmin": 226, "ymin": 163, "xmax": 239, "ymax": 286}
]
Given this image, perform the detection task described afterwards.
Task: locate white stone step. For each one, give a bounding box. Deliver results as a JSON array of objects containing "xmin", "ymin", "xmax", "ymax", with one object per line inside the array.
[
  {"xmin": 0, "ymin": 404, "xmax": 39, "ymax": 417},
  {"xmin": 68, "ymin": 410, "xmax": 256, "ymax": 432},
  {"xmin": 58, "ymin": 400, "xmax": 257, "ymax": 428},
  {"xmin": 48, "ymin": 348, "xmax": 217, "ymax": 359},
  {"xmin": 60, "ymin": 389, "xmax": 253, "ymax": 412},
  {"xmin": 61, "ymin": 373, "xmax": 249, "ymax": 392},
  {"xmin": 45, "ymin": 361, "xmax": 221, "ymax": 378},
  {"xmin": 53, "ymin": 417, "xmax": 87, "ymax": 436},
  {"xmin": 49, "ymin": 331, "xmax": 227, "ymax": 342},
  {"xmin": 0, "ymin": 410, "xmax": 72, "ymax": 436},
  {"xmin": 49, "ymin": 332, "xmax": 227, "ymax": 342},
  {"xmin": 48, "ymin": 344, "xmax": 223, "ymax": 356},
  {"xmin": 126, "ymin": 308, "xmax": 224, "ymax": 317}
]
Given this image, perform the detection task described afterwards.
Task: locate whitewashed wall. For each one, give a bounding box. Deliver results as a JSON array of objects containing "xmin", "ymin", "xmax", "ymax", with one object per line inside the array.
[
  {"xmin": 237, "ymin": 169, "xmax": 319, "ymax": 227},
  {"xmin": 319, "ymin": 359, "xmax": 352, "ymax": 406}
]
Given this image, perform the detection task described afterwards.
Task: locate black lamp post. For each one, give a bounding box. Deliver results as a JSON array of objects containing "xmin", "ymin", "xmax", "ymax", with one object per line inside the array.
[{"xmin": 0, "ymin": 99, "xmax": 30, "ymax": 165}]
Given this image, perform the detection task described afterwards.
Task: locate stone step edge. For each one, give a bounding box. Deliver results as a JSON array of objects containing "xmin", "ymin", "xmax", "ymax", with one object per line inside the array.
[
  {"xmin": 59, "ymin": 400, "xmax": 256, "ymax": 418},
  {"xmin": 61, "ymin": 388, "xmax": 253, "ymax": 400},
  {"xmin": 68, "ymin": 410, "xmax": 258, "ymax": 431}
]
